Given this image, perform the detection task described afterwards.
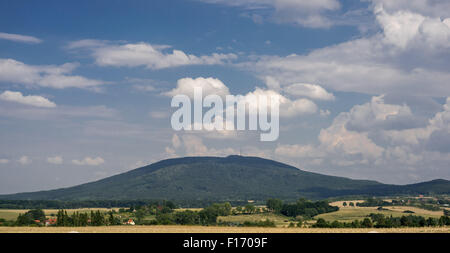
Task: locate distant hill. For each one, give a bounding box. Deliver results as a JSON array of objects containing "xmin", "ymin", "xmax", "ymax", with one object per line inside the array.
[{"xmin": 1, "ymin": 155, "xmax": 449, "ymax": 201}]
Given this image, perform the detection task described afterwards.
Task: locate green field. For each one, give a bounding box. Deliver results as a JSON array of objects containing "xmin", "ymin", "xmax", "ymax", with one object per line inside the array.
[{"xmin": 316, "ymin": 202, "xmax": 445, "ymax": 222}]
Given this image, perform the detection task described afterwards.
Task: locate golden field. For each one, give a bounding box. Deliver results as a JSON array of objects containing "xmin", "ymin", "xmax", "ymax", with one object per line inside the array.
[{"xmin": 0, "ymin": 225, "xmax": 448, "ymax": 233}]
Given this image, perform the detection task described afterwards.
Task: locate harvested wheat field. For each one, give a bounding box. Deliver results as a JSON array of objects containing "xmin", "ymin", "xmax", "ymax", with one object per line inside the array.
[{"xmin": 0, "ymin": 226, "xmax": 448, "ymax": 233}]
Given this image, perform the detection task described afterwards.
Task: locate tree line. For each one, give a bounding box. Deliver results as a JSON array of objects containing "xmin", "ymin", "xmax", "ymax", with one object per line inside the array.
[
  {"xmin": 266, "ymin": 198, "xmax": 339, "ymax": 218},
  {"xmin": 0, "ymin": 199, "xmax": 177, "ymax": 209},
  {"xmin": 312, "ymin": 213, "xmax": 450, "ymax": 228},
  {"xmin": 356, "ymin": 197, "xmax": 443, "ymax": 211},
  {"xmin": 0, "ymin": 199, "xmax": 252, "ymax": 209},
  {"xmin": 12, "ymin": 209, "xmax": 122, "ymax": 226}
]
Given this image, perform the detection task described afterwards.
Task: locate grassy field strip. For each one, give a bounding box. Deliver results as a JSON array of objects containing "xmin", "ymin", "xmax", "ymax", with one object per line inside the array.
[{"xmin": 0, "ymin": 226, "xmax": 448, "ymax": 233}]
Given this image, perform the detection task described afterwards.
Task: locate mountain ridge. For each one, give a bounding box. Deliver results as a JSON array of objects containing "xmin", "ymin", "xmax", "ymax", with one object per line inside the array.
[{"xmin": 0, "ymin": 155, "xmax": 448, "ymax": 201}]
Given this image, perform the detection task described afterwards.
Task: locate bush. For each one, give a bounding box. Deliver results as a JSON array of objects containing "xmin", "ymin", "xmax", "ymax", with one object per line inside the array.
[
  {"xmin": 241, "ymin": 219, "xmax": 276, "ymax": 227},
  {"xmin": 361, "ymin": 218, "xmax": 373, "ymax": 228},
  {"xmin": 312, "ymin": 218, "xmax": 329, "ymax": 228}
]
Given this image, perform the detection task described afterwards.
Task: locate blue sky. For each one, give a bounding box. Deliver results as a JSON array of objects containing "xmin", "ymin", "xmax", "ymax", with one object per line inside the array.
[{"xmin": 0, "ymin": 0, "xmax": 450, "ymax": 194}]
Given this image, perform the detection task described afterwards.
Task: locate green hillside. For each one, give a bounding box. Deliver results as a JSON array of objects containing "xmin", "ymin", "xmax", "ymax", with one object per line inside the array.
[{"xmin": 1, "ymin": 156, "xmax": 449, "ymax": 201}]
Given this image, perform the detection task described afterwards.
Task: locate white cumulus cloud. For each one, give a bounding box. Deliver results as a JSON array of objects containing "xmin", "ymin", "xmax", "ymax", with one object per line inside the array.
[
  {"xmin": 0, "ymin": 91, "xmax": 56, "ymax": 108},
  {"xmin": 164, "ymin": 77, "xmax": 230, "ymax": 99},
  {"xmin": 68, "ymin": 40, "xmax": 237, "ymax": 69},
  {"xmin": 283, "ymin": 83, "xmax": 335, "ymax": 101}
]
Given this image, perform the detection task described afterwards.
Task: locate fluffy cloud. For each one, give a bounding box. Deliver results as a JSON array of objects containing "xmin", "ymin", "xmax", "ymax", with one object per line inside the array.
[
  {"xmin": 283, "ymin": 83, "xmax": 335, "ymax": 101},
  {"xmin": 68, "ymin": 40, "xmax": 237, "ymax": 69},
  {"xmin": 0, "ymin": 58, "xmax": 107, "ymax": 89},
  {"xmin": 375, "ymin": 5, "xmax": 450, "ymax": 50},
  {"xmin": 379, "ymin": 97, "xmax": 450, "ymax": 148},
  {"xmin": 72, "ymin": 157, "xmax": 105, "ymax": 166},
  {"xmin": 18, "ymin": 156, "xmax": 31, "ymax": 165},
  {"xmin": 318, "ymin": 109, "xmax": 385, "ymax": 160},
  {"xmin": 315, "ymin": 95, "xmax": 447, "ymax": 160},
  {"xmin": 371, "ymin": 0, "xmax": 450, "ymax": 18},
  {"xmin": 344, "ymin": 95, "xmax": 419, "ymax": 132},
  {"xmin": 0, "ymin": 159, "xmax": 9, "ymax": 164},
  {"xmin": 0, "ymin": 32, "xmax": 42, "ymax": 44},
  {"xmin": 164, "ymin": 77, "xmax": 230, "ymax": 98},
  {"xmin": 0, "ymin": 91, "xmax": 56, "ymax": 108},
  {"xmin": 47, "ymin": 156, "xmax": 63, "ymax": 165},
  {"xmin": 200, "ymin": 0, "xmax": 341, "ymax": 28},
  {"xmin": 244, "ymin": 88, "xmax": 318, "ymax": 117}
]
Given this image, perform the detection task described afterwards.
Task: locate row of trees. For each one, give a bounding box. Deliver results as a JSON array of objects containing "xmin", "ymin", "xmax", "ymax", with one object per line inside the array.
[
  {"xmin": 356, "ymin": 197, "xmax": 443, "ymax": 211},
  {"xmin": 266, "ymin": 198, "xmax": 339, "ymax": 218},
  {"xmin": 313, "ymin": 218, "xmax": 374, "ymax": 228},
  {"xmin": 356, "ymin": 198, "xmax": 392, "ymax": 207},
  {"xmin": 55, "ymin": 210, "xmax": 122, "ymax": 226},
  {"xmin": 313, "ymin": 214, "xmax": 450, "ymax": 228},
  {"xmin": 369, "ymin": 213, "xmax": 450, "ymax": 228},
  {"xmin": 12, "ymin": 209, "xmax": 123, "ymax": 227}
]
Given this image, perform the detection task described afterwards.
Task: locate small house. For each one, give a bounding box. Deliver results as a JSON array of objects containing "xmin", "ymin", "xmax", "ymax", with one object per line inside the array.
[
  {"xmin": 126, "ymin": 219, "xmax": 135, "ymax": 225},
  {"xmin": 45, "ymin": 218, "xmax": 57, "ymax": 226}
]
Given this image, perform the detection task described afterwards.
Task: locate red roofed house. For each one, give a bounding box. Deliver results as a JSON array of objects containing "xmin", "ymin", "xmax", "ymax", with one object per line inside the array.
[
  {"xmin": 45, "ymin": 218, "xmax": 57, "ymax": 226},
  {"xmin": 126, "ymin": 219, "xmax": 135, "ymax": 225}
]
